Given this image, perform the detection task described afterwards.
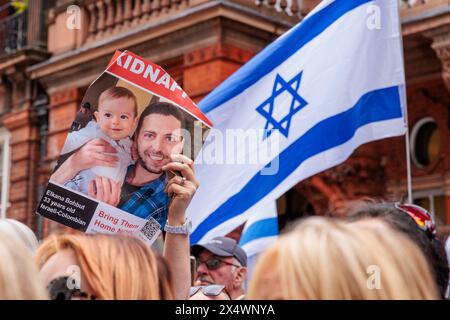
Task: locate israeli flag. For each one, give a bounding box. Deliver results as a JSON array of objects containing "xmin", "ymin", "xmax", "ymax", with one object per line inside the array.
[
  {"xmin": 239, "ymin": 198, "xmax": 278, "ymax": 280},
  {"xmin": 187, "ymin": 0, "xmax": 407, "ymax": 252},
  {"xmin": 239, "ymin": 199, "xmax": 278, "ymax": 258}
]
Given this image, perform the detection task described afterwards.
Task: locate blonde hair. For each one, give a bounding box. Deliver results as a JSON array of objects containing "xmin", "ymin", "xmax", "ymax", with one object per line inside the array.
[
  {"xmin": 0, "ymin": 219, "xmax": 39, "ymax": 253},
  {"xmin": 36, "ymin": 233, "xmax": 174, "ymax": 300},
  {"xmin": 0, "ymin": 233, "xmax": 48, "ymax": 299},
  {"xmin": 248, "ymin": 217, "xmax": 439, "ymax": 300}
]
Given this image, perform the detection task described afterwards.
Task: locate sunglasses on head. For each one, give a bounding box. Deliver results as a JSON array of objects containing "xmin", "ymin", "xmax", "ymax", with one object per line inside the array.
[
  {"xmin": 395, "ymin": 203, "xmax": 436, "ymax": 239},
  {"xmin": 47, "ymin": 276, "xmax": 96, "ymax": 300},
  {"xmin": 189, "ymin": 285, "xmax": 231, "ymax": 299},
  {"xmin": 195, "ymin": 257, "xmax": 241, "ymax": 270}
]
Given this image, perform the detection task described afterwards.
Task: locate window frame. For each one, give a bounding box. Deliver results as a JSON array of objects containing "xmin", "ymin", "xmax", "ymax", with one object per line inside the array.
[
  {"xmin": 412, "ymin": 188, "xmax": 445, "ymax": 221},
  {"xmin": 410, "ymin": 117, "xmax": 439, "ymax": 169},
  {"xmin": 0, "ymin": 127, "xmax": 11, "ymax": 218}
]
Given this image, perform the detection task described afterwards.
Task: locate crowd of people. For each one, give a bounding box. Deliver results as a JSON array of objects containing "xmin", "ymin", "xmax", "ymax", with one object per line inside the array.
[
  {"xmin": 0, "ymin": 198, "xmax": 449, "ymax": 300},
  {"xmin": 0, "ymin": 97, "xmax": 449, "ymax": 299}
]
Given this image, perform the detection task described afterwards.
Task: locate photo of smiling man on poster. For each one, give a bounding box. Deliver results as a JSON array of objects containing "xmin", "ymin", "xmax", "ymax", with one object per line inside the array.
[
  {"xmin": 51, "ymin": 101, "xmax": 190, "ymax": 230},
  {"xmin": 37, "ymin": 51, "xmax": 211, "ymax": 245}
]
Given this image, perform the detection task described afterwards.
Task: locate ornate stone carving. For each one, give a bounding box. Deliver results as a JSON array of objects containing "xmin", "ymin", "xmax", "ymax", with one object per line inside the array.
[{"xmin": 424, "ymin": 25, "xmax": 450, "ymax": 91}]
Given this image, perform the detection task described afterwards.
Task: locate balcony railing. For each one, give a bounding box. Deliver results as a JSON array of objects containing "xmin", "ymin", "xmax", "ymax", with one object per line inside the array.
[
  {"xmin": 83, "ymin": 0, "xmax": 306, "ymax": 44},
  {"xmin": 52, "ymin": 0, "xmax": 446, "ymax": 52},
  {"xmin": 84, "ymin": 0, "xmax": 190, "ymax": 42},
  {"xmin": 400, "ymin": 0, "xmax": 428, "ymax": 8},
  {"xmin": 255, "ymin": 0, "xmax": 442, "ymax": 17},
  {"xmin": 255, "ymin": 0, "xmax": 303, "ymax": 16},
  {"xmin": 0, "ymin": 11, "xmax": 28, "ymax": 56}
]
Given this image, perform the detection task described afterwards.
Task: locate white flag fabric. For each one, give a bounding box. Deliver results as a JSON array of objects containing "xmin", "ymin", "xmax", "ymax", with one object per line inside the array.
[
  {"xmin": 238, "ymin": 198, "xmax": 278, "ymax": 278},
  {"xmin": 187, "ymin": 0, "xmax": 406, "ymax": 246},
  {"xmin": 239, "ymin": 199, "xmax": 278, "ymax": 257}
]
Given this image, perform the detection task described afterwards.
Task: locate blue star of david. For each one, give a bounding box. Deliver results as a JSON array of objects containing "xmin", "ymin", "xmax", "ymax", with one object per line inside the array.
[{"xmin": 256, "ymin": 71, "xmax": 308, "ymax": 139}]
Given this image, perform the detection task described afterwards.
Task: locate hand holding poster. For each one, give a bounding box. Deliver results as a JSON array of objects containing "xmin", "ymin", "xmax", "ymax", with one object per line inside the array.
[{"xmin": 36, "ymin": 50, "xmax": 212, "ymax": 246}]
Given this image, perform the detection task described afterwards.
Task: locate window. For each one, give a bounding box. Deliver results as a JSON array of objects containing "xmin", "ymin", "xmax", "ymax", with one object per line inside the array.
[
  {"xmin": 413, "ymin": 189, "xmax": 447, "ymax": 225},
  {"xmin": 0, "ymin": 127, "xmax": 10, "ymax": 218},
  {"xmin": 410, "ymin": 117, "xmax": 440, "ymax": 168}
]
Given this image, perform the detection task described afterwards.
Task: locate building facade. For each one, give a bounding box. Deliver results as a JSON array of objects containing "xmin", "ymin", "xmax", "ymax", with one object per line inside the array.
[{"xmin": 0, "ymin": 0, "xmax": 448, "ymax": 238}]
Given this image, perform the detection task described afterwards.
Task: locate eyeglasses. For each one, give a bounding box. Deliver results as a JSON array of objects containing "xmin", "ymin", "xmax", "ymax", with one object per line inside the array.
[
  {"xmin": 189, "ymin": 285, "xmax": 231, "ymax": 299},
  {"xmin": 196, "ymin": 257, "xmax": 241, "ymax": 270},
  {"xmin": 47, "ymin": 276, "xmax": 96, "ymax": 300},
  {"xmin": 395, "ymin": 203, "xmax": 436, "ymax": 239}
]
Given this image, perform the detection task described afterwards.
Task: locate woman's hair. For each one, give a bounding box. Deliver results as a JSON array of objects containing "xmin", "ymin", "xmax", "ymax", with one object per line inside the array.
[
  {"xmin": 347, "ymin": 202, "xmax": 449, "ymax": 298},
  {"xmin": 0, "ymin": 219, "xmax": 39, "ymax": 253},
  {"xmin": 36, "ymin": 233, "xmax": 174, "ymax": 300},
  {"xmin": 248, "ymin": 217, "xmax": 439, "ymax": 299},
  {"xmin": 0, "ymin": 233, "xmax": 48, "ymax": 299}
]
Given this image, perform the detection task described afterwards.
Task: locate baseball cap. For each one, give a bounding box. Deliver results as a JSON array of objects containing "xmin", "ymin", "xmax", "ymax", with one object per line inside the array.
[{"xmin": 191, "ymin": 237, "xmax": 247, "ymax": 267}]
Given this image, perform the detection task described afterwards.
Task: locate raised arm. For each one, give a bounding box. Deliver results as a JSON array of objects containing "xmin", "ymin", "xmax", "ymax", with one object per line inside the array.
[{"xmin": 162, "ymin": 154, "xmax": 199, "ymax": 300}]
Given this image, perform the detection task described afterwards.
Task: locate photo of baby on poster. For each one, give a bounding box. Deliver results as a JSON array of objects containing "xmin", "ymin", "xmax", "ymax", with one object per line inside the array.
[{"xmin": 36, "ymin": 50, "xmax": 212, "ymax": 246}]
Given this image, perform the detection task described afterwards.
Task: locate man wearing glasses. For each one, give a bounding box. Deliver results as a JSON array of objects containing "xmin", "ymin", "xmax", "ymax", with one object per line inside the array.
[{"xmin": 191, "ymin": 237, "xmax": 247, "ymax": 300}]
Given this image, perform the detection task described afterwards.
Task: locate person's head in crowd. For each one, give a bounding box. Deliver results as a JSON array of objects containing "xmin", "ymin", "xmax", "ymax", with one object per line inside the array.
[
  {"xmin": 134, "ymin": 102, "xmax": 185, "ymax": 174},
  {"xmin": 0, "ymin": 218, "xmax": 39, "ymax": 253},
  {"xmin": 248, "ymin": 217, "xmax": 439, "ymax": 299},
  {"xmin": 0, "ymin": 233, "xmax": 48, "ymax": 299},
  {"xmin": 36, "ymin": 233, "xmax": 174, "ymax": 300},
  {"xmin": 189, "ymin": 285, "xmax": 231, "ymax": 300},
  {"xmin": 191, "ymin": 237, "xmax": 247, "ymax": 300},
  {"xmin": 347, "ymin": 202, "xmax": 449, "ymax": 298},
  {"xmin": 94, "ymin": 86, "xmax": 138, "ymax": 141}
]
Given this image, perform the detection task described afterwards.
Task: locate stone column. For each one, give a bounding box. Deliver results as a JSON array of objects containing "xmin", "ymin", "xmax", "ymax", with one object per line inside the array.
[
  {"xmin": 424, "ymin": 26, "xmax": 450, "ymax": 224},
  {"xmin": 425, "ymin": 25, "xmax": 450, "ymax": 92}
]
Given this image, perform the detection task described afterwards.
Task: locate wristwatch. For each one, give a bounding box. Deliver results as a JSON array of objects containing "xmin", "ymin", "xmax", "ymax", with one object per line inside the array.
[{"xmin": 164, "ymin": 219, "xmax": 192, "ymax": 235}]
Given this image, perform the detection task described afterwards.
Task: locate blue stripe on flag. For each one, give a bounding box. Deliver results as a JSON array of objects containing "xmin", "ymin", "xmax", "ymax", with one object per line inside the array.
[
  {"xmin": 191, "ymin": 85, "xmax": 403, "ymax": 243},
  {"xmin": 199, "ymin": 0, "xmax": 372, "ymax": 114},
  {"xmin": 239, "ymin": 218, "xmax": 278, "ymax": 247}
]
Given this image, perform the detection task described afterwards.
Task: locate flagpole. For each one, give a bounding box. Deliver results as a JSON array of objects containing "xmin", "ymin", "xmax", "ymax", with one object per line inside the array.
[
  {"xmin": 403, "ymin": 103, "xmax": 413, "ymax": 204},
  {"xmin": 397, "ymin": 1, "xmax": 413, "ymax": 204}
]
